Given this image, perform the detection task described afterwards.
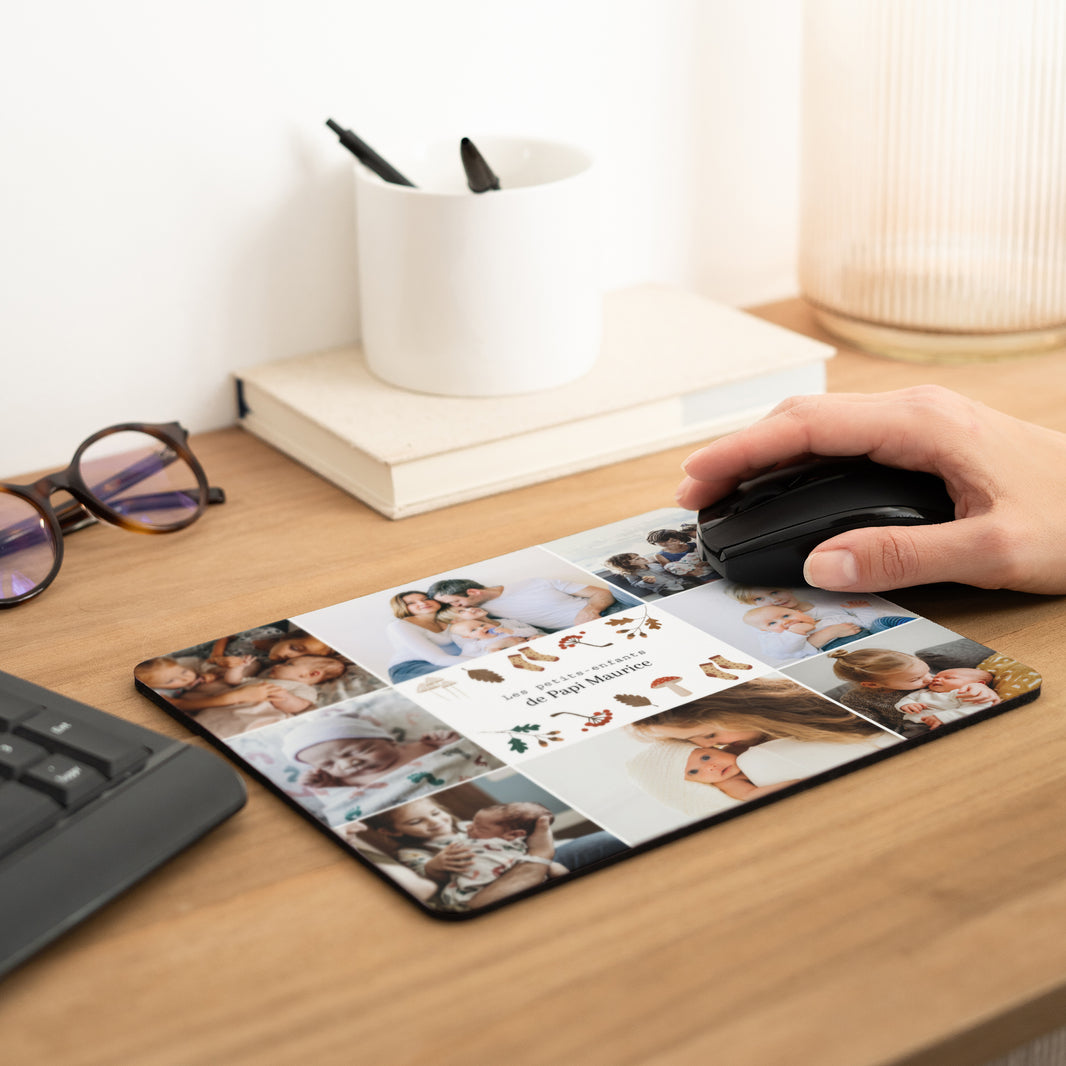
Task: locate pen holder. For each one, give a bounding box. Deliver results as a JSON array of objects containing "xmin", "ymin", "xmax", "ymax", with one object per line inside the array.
[{"xmin": 354, "ymin": 136, "xmax": 601, "ymax": 397}]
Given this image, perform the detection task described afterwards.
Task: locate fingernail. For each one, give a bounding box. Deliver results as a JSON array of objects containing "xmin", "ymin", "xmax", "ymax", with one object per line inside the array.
[
  {"xmin": 674, "ymin": 475, "xmax": 696, "ymax": 504},
  {"xmin": 804, "ymin": 549, "xmax": 858, "ymax": 588}
]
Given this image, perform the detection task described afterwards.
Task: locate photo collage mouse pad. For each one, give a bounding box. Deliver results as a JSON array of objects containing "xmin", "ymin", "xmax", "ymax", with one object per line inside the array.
[{"xmin": 134, "ymin": 507, "xmax": 1043, "ymax": 919}]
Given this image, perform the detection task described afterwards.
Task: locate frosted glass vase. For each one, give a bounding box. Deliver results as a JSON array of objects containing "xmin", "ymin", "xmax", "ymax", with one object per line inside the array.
[{"xmin": 799, "ymin": 0, "xmax": 1066, "ymax": 362}]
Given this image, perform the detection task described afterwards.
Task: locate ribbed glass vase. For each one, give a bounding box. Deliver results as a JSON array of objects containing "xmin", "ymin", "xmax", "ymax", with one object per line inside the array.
[{"xmin": 799, "ymin": 0, "xmax": 1066, "ymax": 362}]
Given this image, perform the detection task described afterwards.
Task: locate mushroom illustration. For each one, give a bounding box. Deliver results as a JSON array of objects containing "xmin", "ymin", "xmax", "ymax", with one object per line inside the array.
[
  {"xmin": 416, "ymin": 676, "xmax": 464, "ymax": 699},
  {"xmin": 650, "ymin": 676, "xmax": 691, "ymax": 699}
]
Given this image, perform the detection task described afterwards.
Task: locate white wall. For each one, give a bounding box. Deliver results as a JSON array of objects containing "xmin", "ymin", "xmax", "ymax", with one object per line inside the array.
[{"xmin": 0, "ymin": 0, "xmax": 801, "ymax": 476}]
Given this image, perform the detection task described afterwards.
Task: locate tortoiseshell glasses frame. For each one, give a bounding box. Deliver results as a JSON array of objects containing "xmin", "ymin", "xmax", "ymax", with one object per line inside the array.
[{"xmin": 0, "ymin": 421, "xmax": 224, "ymax": 608}]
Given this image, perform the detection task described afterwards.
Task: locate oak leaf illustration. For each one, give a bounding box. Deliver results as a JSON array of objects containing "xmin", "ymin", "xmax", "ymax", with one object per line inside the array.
[{"xmin": 615, "ymin": 693, "xmax": 653, "ymax": 708}]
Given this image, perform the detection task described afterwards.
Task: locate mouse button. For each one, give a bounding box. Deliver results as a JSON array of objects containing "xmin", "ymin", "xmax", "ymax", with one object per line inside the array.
[
  {"xmin": 713, "ymin": 542, "xmax": 810, "ymax": 587},
  {"xmin": 717, "ymin": 506, "xmax": 951, "ymax": 565},
  {"xmin": 696, "ymin": 505, "xmax": 795, "ymax": 553},
  {"xmin": 696, "ymin": 490, "xmax": 748, "ymax": 522}
]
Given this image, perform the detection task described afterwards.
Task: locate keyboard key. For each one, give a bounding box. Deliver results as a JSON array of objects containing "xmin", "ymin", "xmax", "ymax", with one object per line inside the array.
[
  {"xmin": 15, "ymin": 709, "xmax": 150, "ymax": 778},
  {"xmin": 0, "ymin": 735, "xmax": 46, "ymax": 779},
  {"xmin": 0, "ymin": 781, "xmax": 63, "ymax": 857},
  {"xmin": 0, "ymin": 691, "xmax": 43, "ymax": 730},
  {"xmin": 21, "ymin": 755, "xmax": 108, "ymax": 809}
]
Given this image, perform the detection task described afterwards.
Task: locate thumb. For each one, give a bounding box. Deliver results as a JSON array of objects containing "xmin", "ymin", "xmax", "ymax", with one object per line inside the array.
[{"xmin": 802, "ymin": 519, "xmax": 999, "ymax": 593}]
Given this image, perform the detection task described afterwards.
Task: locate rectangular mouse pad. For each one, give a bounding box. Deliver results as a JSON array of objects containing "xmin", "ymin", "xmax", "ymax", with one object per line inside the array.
[{"xmin": 134, "ymin": 506, "xmax": 1042, "ymax": 919}]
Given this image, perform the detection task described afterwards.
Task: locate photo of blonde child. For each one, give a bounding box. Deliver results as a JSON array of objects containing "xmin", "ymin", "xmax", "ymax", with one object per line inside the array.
[
  {"xmin": 725, "ymin": 584, "xmax": 914, "ymax": 661},
  {"xmin": 437, "ymin": 605, "xmax": 545, "ymax": 656},
  {"xmin": 781, "ymin": 619, "xmax": 1042, "ymax": 737},
  {"xmin": 657, "ymin": 581, "xmax": 916, "ymax": 667},
  {"xmin": 824, "ymin": 648, "xmax": 1000, "ymax": 734}
]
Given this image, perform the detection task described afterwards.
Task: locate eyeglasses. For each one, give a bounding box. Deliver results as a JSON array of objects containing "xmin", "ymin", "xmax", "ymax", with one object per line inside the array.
[{"xmin": 1, "ymin": 422, "xmax": 224, "ymax": 608}]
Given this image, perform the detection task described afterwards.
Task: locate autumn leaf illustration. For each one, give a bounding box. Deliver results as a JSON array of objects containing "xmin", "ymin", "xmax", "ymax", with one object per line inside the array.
[
  {"xmin": 483, "ymin": 723, "xmax": 562, "ymax": 754},
  {"xmin": 615, "ymin": 693, "xmax": 653, "ymax": 709},
  {"xmin": 536, "ymin": 733, "xmax": 566, "ymax": 747},
  {"xmin": 465, "ymin": 667, "xmax": 504, "ymax": 683},
  {"xmin": 609, "ymin": 604, "xmax": 658, "ymax": 640}
]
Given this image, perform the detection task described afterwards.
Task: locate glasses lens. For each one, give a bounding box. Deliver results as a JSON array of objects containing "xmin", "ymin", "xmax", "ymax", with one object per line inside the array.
[
  {"xmin": 0, "ymin": 491, "xmax": 57, "ymax": 602},
  {"xmin": 76, "ymin": 430, "xmax": 205, "ymax": 530}
]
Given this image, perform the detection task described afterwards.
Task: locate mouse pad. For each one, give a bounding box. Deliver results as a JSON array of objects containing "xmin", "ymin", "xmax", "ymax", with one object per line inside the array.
[{"xmin": 134, "ymin": 506, "xmax": 1042, "ymax": 919}]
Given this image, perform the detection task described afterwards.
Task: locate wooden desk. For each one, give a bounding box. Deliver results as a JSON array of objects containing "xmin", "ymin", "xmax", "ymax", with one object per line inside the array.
[{"xmin": 5, "ymin": 301, "xmax": 1065, "ymax": 1066}]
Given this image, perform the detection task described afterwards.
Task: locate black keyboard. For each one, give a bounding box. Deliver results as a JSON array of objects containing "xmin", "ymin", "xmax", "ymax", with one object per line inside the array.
[{"xmin": 0, "ymin": 669, "xmax": 245, "ymax": 978}]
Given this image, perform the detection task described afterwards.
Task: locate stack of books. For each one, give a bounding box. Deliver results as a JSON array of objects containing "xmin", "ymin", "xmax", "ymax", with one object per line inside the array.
[{"xmin": 235, "ymin": 284, "xmax": 834, "ymax": 519}]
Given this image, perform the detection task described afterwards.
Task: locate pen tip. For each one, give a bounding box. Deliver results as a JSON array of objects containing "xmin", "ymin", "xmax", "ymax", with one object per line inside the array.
[
  {"xmin": 459, "ymin": 137, "xmax": 501, "ymax": 193},
  {"xmin": 325, "ymin": 118, "xmax": 343, "ymax": 134}
]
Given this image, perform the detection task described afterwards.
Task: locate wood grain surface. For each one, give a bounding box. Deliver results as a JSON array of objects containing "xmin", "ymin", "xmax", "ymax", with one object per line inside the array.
[{"xmin": 4, "ymin": 300, "xmax": 1065, "ymax": 1066}]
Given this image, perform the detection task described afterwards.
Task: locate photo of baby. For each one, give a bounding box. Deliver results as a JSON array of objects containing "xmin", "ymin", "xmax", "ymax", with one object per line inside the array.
[
  {"xmin": 134, "ymin": 619, "xmax": 385, "ymax": 740},
  {"xmin": 227, "ymin": 688, "xmax": 504, "ymax": 825},
  {"xmin": 623, "ymin": 675, "xmax": 901, "ymax": 814},
  {"xmin": 544, "ymin": 506, "xmax": 719, "ymax": 601},
  {"xmin": 520, "ymin": 673, "xmax": 903, "ymax": 843},
  {"xmin": 782, "ymin": 618, "xmax": 1042, "ymax": 736},
  {"xmin": 132, "ymin": 505, "xmax": 1046, "ymax": 922},
  {"xmin": 343, "ymin": 769, "xmax": 626, "ymax": 914},
  {"xmin": 657, "ymin": 580, "xmax": 917, "ymax": 667}
]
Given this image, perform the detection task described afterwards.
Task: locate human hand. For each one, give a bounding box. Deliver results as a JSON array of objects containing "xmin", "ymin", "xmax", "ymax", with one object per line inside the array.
[
  {"xmin": 784, "ymin": 620, "xmax": 817, "ymax": 634},
  {"xmin": 955, "ymin": 682, "xmax": 1001, "ymax": 705},
  {"xmin": 676, "ymin": 385, "xmax": 1066, "ymax": 593},
  {"xmin": 261, "ymin": 684, "xmax": 294, "ymax": 707},
  {"xmin": 232, "ymin": 681, "xmax": 279, "ymax": 703},
  {"xmin": 488, "ymin": 637, "xmax": 525, "ymax": 650},
  {"xmin": 898, "ymin": 701, "xmax": 928, "ymax": 715},
  {"xmin": 425, "ymin": 843, "xmax": 475, "ymax": 877},
  {"xmin": 525, "ymin": 814, "xmax": 556, "ymax": 861},
  {"xmin": 806, "ymin": 622, "xmax": 860, "ymax": 647},
  {"xmin": 301, "ymin": 767, "xmax": 341, "ymax": 789},
  {"xmin": 421, "ymin": 730, "xmax": 461, "ymax": 748},
  {"xmin": 574, "ymin": 605, "xmax": 602, "ymax": 625},
  {"xmin": 842, "ymin": 600, "xmax": 871, "ymax": 608},
  {"xmin": 921, "ymin": 715, "xmax": 944, "ymax": 729}
]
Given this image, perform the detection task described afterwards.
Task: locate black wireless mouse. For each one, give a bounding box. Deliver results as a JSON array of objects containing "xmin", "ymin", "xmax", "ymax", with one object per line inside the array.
[{"xmin": 695, "ymin": 456, "xmax": 955, "ymax": 586}]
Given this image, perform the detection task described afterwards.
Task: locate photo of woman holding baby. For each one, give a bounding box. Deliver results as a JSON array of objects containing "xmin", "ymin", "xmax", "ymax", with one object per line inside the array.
[{"xmin": 623, "ymin": 675, "xmax": 901, "ymax": 818}]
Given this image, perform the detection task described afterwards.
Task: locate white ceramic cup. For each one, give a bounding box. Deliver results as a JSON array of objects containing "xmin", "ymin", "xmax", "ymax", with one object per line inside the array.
[{"xmin": 354, "ymin": 136, "xmax": 601, "ymax": 397}]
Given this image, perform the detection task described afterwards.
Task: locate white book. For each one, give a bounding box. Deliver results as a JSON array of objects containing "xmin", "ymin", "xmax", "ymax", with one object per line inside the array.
[{"xmin": 235, "ymin": 284, "xmax": 834, "ymax": 519}]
